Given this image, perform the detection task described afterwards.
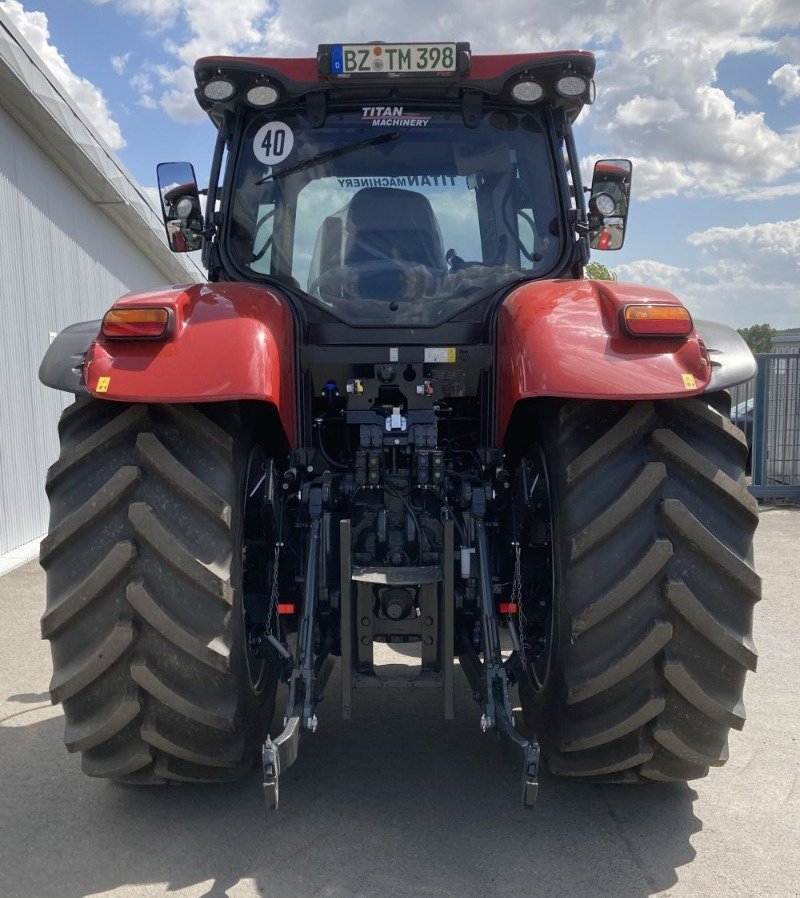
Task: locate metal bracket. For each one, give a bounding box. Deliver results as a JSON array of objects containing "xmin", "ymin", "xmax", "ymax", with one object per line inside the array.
[
  {"xmin": 262, "ymin": 504, "xmax": 323, "ymax": 810},
  {"xmin": 473, "ymin": 489, "xmax": 541, "ymax": 808}
]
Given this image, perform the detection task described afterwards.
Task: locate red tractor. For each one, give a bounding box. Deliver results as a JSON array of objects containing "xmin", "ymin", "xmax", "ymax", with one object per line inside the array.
[{"xmin": 39, "ymin": 43, "xmax": 759, "ymax": 807}]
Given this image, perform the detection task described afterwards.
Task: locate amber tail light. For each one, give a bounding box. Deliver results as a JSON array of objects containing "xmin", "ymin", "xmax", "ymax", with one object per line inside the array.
[
  {"xmin": 101, "ymin": 308, "xmax": 171, "ymax": 339},
  {"xmin": 622, "ymin": 304, "xmax": 693, "ymax": 337}
]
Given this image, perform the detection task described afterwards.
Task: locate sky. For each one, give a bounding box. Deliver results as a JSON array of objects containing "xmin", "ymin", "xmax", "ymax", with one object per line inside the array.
[{"xmin": 2, "ymin": 0, "xmax": 799, "ymax": 328}]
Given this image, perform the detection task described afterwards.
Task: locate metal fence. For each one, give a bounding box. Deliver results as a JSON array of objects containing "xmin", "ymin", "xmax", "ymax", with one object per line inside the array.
[{"xmin": 730, "ymin": 353, "xmax": 800, "ymax": 501}]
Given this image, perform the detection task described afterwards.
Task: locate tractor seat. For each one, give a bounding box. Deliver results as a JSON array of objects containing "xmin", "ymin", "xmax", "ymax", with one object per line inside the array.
[{"xmin": 343, "ymin": 188, "xmax": 446, "ymax": 293}]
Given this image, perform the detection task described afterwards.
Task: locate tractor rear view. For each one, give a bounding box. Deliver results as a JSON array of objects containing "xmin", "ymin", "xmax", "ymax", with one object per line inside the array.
[{"xmin": 40, "ymin": 42, "xmax": 759, "ymax": 806}]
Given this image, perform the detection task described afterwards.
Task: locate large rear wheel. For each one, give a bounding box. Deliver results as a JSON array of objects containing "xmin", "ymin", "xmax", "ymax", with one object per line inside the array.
[
  {"xmin": 40, "ymin": 399, "xmax": 278, "ymax": 782},
  {"xmin": 519, "ymin": 396, "xmax": 760, "ymax": 782}
]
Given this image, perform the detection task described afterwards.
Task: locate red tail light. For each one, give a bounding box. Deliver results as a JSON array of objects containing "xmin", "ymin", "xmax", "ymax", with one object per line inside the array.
[
  {"xmin": 622, "ymin": 304, "xmax": 693, "ymax": 337},
  {"xmin": 102, "ymin": 307, "xmax": 171, "ymax": 339}
]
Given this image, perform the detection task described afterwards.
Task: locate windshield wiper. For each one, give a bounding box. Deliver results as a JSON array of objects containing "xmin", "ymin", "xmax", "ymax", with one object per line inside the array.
[{"xmin": 256, "ymin": 131, "xmax": 400, "ymax": 184}]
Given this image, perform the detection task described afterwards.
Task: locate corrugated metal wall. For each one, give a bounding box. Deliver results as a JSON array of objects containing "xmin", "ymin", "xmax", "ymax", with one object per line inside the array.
[{"xmin": 0, "ymin": 106, "xmax": 176, "ymax": 554}]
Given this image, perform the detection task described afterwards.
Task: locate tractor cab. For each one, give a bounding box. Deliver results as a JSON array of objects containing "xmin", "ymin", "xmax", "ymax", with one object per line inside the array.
[{"xmin": 158, "ymin": 43, "xmax": 630, "ymax": 326}]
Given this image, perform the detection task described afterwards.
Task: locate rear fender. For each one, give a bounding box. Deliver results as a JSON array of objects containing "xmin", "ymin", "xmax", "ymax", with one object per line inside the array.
[
  {"xmin": 693, "ymin": 319, "xmax": 757, "ymax": 392},
  {"xmin": 79, "ymin": 282, "xmax": 296, "ymax": 445},
  {"xmin": 496, "ymin": 279, "xmax": 713, "ymax": 442}
]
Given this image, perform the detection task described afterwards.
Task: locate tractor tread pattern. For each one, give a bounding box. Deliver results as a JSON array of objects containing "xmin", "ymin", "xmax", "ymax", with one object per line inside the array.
[
  {"xmin": 49, "ymin": 617, "xmax": 136, "ymax": 704},
  {"xmin": 131, "ymin": 659, "xmax": 237, "ymax": 732},
  {"xmin": 129, "ymin": 502, "xmax": 233, "ymax": 605},
  {"xmin": 566, "ymin": 403, "xmax": 656, "ymax": 486},
  {"xmin": 63, "ymin": 685, "xmax": 141, "ymax": 753},
  {"xmin": 569, "ymin": 462, "xmax": 666, "ymax": 560},
  {"xmin": 41, "ymin": 540, "xmax": 135, "ymax": 639},
  {"xmin": 136, "ymin": 433, "xmax": 232, "ymax": 526},
  {"xmin": 571, "ymin": 539, "xmax": 672, "ymax": 636},
  {"xmin": 46, "ymin": 406, "xmax": 148, "ymax": 492},
  {"xmin": 524, "ymin": 396, "xmax": 759, "ymax": 784},
  {"xmin": 40, "ymin": 466, "xmax": 140, "ymax": 566},
  {"xmin": 560, "ymin": 694, "xmax": 665, "ymax": 752},
  {"xmin": 125, "ymin": 581, "xmax": 231, "ymax": 673},
  {"xmin": 41, "ymin": 400, "xmax": 275, "ymax": 783},
  {"xmin": 665, "ymin": 579, "xmax": 757, "ymax": 670},
  {"xmin": 566, "ymin": 619, "xmax": 673, "ymax": 704}
]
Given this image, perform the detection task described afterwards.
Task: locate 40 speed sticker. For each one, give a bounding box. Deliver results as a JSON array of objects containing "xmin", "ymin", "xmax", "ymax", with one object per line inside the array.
[{"xmin": 253, "ymin": 122, "xmax": 294, "ymax": 165}]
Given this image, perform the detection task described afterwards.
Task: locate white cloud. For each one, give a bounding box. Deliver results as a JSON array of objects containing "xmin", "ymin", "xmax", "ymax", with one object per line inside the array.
[
  {"xmin": 614, "ymin": 220, "xmax": 800, "ymax": 327},
  {"xmin": 140, "ymin": 184, "xmax": 163, "ymax": 213},
  {"xmin": 731, "ymin": 87, "xmax": 759, "ymax": 105},
  {"xmin": 89, "ymin": 0, "xmax": 177, "ymax": 28},
  {"xmin": 84, "ymin": 0, "xmax": 800, "ymax": 200},
  {"xmin": 769, "ymin": 64, "xmax": 800, "ymax": 102},
  {"xmin": 734, "ymin": 181, "xmax": 800, "ymax": 201},
  {"xmin": 0, "ymin": 0, "xmax": 125, "ymax": 150},
  {"xmin": 687, "ymin": 218, "xmax": 800, "ymax": 279},
  {"xmin": 110, "ymin": 51, "xmax": 130, "ymax": 74}
]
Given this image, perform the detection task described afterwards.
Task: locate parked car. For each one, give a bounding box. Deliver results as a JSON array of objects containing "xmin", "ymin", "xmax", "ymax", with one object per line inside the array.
[{"xmin": 731, "ymin": 397, "xmax": 754, "ymax": 470}]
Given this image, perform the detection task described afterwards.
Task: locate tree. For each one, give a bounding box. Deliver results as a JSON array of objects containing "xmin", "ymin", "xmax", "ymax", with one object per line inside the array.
[
  {"xmin": 737, "ymin": 324, "xmax": 776, "ymax": 353},
  {"xmin": 585, "ymin": 261, "xmax": 616, "ymax": 281}
]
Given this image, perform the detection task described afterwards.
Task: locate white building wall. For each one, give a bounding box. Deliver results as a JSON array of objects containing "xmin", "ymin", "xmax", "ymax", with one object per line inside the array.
[
  {"xmin": 0, "ymin": 9, "xmax": 205, "ymax": 559},
  {"xmin": 0, "ymin": 106, "xmax": 180, "ymax": 554}
]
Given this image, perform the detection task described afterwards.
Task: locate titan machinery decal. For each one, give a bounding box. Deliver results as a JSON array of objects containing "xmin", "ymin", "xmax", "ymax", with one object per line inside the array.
[
  {"xmin": 361, "ymin": 106, "xmax": 431, "ymax": 127},
  {"xmin": 337, "ymin": 176, "xmax": 458, "ymax": 188}
]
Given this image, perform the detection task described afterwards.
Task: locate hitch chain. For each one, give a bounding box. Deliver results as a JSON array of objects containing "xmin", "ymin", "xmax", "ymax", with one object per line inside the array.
[{"xmin": 267, "ymin": 540, "xmax": 283, "ymax": 633}]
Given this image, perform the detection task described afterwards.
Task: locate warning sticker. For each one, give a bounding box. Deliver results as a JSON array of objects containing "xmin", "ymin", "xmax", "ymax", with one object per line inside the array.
[
  {"xmin": 253, "ymin": 122, "xmax": 294, "ymax": 165},
  {"xmin": 96, "ymin": 376, "xmax": 111, "ymax": 393},
  {"xmin": 425, "ymin": 347, "xmax": 456, "ymax": 363},
  {"xmin": 682, "ymin": 373, "xmax": 697, "ymax": 389}
]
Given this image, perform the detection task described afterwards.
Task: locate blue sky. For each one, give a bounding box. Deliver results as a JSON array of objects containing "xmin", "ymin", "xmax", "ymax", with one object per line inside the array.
[{"xmin": 2, "ymin": 0, "xmax": 799, "ymax": 327}]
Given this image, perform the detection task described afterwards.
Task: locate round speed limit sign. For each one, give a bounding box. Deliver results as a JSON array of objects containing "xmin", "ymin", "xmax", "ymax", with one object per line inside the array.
[{"xmin": 253, "ymin": 122, "xmax": 294, "ymax": 165}]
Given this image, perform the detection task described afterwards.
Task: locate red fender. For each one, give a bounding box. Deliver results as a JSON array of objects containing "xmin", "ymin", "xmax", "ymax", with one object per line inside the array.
[
  {"xmin": 495, "ymin": 279, "xmax": 711, "ymax": 443},
  {"xmin": 84, "ymin": 282, "xmax": 297, "ymax": 446}
]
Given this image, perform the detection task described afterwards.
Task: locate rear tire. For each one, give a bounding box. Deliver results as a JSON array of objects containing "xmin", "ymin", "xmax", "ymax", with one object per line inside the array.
[
  {"xmin": 40, "ymin": 399, "xmax": 278, "ymax": 783},
  {"xmin": 520, "ymin": 396, "xmax": 760, "ymax": 782}
]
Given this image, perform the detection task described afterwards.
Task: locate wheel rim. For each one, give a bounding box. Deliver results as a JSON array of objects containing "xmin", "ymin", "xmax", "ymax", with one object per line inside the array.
[
  {"xmin": 241, "ymin": 445, "xmax": 274, "ymax": 695},
  {"xmin": 512, "ymin": 445, "xmax": 556, "ymax": 694}
]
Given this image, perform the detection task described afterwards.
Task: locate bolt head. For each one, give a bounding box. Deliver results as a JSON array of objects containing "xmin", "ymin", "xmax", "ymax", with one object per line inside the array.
[
  {"xmin": 480, "ymin": 713, "xmax": 493, "ymax": 733},
  {"xmin": 306, "ymin": 714, "xmax": 318, "ymax": 733}
]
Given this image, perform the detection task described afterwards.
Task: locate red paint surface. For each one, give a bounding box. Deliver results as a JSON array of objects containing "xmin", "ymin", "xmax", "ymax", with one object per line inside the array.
[
  {"xmin": 495, "ymin": 279, "xmax": 711, "ymax": 442},
  {"xmin": 84, "ymin": 283, "xmax": 297, "ymax": 446},
  {"xmin": 196, "ymin": 51, "xmax": 594, "ymax": 88}
]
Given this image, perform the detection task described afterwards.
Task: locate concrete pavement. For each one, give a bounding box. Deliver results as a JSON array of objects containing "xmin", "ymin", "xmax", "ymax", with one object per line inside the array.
[{"xmin": 0, "ymin": 508, "xmax": 798, "ymax": 898}]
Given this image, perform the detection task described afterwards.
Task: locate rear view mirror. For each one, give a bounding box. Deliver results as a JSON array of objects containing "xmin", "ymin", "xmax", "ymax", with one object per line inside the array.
[
  {"xmin": 156, "ymin": 161, "xmax": 204, "ymax": 253},
  {"xmin": 588, "ymin": 159, "xmax": 632, "ymax": 251}
]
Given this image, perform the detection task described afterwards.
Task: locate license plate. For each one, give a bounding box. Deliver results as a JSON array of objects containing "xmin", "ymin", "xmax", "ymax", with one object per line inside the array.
[{"xmin": 331, "ymin": 43, "xmax": 457, "ymax": 75}]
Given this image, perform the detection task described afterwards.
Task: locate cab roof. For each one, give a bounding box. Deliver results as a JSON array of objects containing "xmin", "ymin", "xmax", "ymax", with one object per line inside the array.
[{"xmin": 194, "ymin": 48, "xmax": 596, "ymax": 128}]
